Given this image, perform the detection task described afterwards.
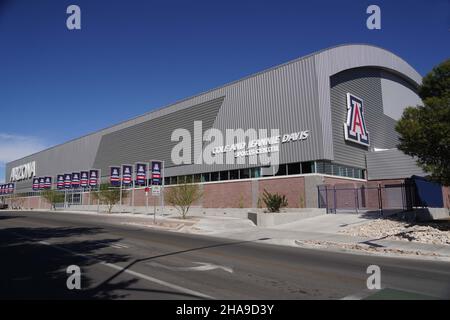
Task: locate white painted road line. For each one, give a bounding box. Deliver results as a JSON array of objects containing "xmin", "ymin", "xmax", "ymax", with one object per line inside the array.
[
  {"xmin": 9, "ymin": 230, "xmax": 214, "ymax": 300},
  {"xmin": 103, "ymin": 262, "xmax": 215, "ymax": 299},
  {"xmin": 110, "ymin": 243, "xmax": 129, "ymax": 249},
  {"xmin": 148, "ymin": 261, "xmax": 233, "ymax": 273}
]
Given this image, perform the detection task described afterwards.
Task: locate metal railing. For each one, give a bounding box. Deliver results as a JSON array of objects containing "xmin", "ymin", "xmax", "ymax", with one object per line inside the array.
[{"xmin": 318, "ymin": 183, "xmax": 417, "ymax": 216}]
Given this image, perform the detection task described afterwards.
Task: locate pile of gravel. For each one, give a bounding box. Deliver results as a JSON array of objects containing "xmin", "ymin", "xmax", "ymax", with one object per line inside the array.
[
  {"xmin": 339, "ymin": 219, "xmax": 450, "ymax": 245},
  {"xmin": 296, "ymin": 240, "xmax": 439, "ymax": 257}
]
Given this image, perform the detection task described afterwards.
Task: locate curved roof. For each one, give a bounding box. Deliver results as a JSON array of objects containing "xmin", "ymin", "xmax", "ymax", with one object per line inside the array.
[{"xmin": 311, "ymin": 44, "xmax": 422, "ymax": 159}]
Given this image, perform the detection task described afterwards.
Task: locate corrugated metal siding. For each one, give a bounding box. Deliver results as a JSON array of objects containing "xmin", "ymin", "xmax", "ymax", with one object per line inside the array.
[
  {"xmin": 94, "ymin": 54, "xmax": 324, "ymax": 176},
  {"xmin": 92, "ymin": 97, "xmax": 224, "ymax": 173},
  {"xmin": 380, "ymin": 70, "xmax": 423, "ymax": 120},
  {"xmin": 330, "ymin": 67, "xmax": 400, "ymax": 168},
  {"xmin": 5, "ymin": 133, "xmax": 104, "ymax": 191},
  {"xmin": 199, "ymin": 54, "xmax": 323, "ymax": 173},
  {"xmin": 367, "ymin": 149, "xmax": 426, "ymax": 180}
]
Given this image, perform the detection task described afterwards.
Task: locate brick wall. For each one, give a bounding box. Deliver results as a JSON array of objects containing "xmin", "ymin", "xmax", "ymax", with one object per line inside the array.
[
  {"xmin": 258, "ymin": 177, "xmax": 305, "ymax": 208},
  {"xmin": 154, "ymin": 176, "xmax": 307, "ymax": 209},
  {"xmin": 202, "ymin": 180, "xmax": 253, "ymax": 208}
]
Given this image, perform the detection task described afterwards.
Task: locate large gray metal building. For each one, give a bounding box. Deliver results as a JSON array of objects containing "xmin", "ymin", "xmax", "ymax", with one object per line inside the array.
[{"xmin": 5, "ymin": 44, "xmax": 425, "ymax": 194}]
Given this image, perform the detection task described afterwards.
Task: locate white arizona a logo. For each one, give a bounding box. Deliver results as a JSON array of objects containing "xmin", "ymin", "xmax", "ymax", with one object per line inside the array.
[{"xmin": 344, "ymin": 93, "xmax": 370, "ymax": 146}]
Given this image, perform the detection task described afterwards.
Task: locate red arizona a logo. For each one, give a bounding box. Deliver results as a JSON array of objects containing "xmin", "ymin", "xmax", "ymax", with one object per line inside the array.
[{"xmin": 344, "ymin": 93, "xmax": 369, "ymax": 146}]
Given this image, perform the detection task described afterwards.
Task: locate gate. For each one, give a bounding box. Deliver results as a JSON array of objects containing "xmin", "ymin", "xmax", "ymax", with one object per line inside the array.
[{"xmin": 318, "ymin": 183, "xmax": 417, "ymax": 215}]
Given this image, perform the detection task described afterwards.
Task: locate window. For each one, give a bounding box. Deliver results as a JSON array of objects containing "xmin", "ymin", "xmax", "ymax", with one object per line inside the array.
[
  {"xmin": 275, "ymin": 164, "xmax": 287, "ymax": 176},
  {"xmin": 301, "ymin": 162, "xmax": 313, "ymax": 174},
  {"xmin": 316, "ymin": 161, "xmax": 333, "ymax": 175},
  {"xmin": 250, "ymin": 167, "xmax": 261, "ymax": 178},
  {"xmin": 125, "ymin": 161, "xmax": 365, "ymax": 188},
  {"xmin": 220, "ymin": 171, "xmax": 229, "ymax": 181},
  {"xmin": 287, "ymin": 163, "xmax": 300, "ymax": 175},
  {"xmin": 211, "ymin": 172, "xmax": 219, "ymax": 181},
  {"xmin": 201, "ymin": 173, "xmax": 210, "ymax": 182},
  {"xmin": 230, "ymin": 170, "xmax": 239, "ymax": 180},
  {"xmin": 239, "ymin": 169, "xmax": 250, "ymax": 179}
]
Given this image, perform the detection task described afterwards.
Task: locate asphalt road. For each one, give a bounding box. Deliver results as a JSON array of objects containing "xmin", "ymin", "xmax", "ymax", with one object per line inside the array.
[{"xmin": 0, "ymin": 211, "xmax": 449, "ymax": 300}]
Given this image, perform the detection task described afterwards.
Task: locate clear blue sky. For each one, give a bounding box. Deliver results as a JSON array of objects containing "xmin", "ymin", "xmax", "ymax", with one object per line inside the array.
[{"xmin": 0, "ymin": 0, "xmax": 449, "ymax": 182}]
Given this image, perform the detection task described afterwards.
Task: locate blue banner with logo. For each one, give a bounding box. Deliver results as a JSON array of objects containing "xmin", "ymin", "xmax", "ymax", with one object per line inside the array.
[
  {"xmin": 135, "ymin": 163, "xmax": 147, "ymax": 186},
  {"xmin": 64, "ymin": 173, "xmax": 72, "ymax": 189},
  {"xmin": 110, "ymin": 166, "xmax": 121, "ymax": 187},
  {"xmin": 71, "ymin": 172, "xmax": 80, "ymax": 188},
  {"xmin": 80, "ymin": 171, "xmax": 89, "ymax": 188},
  {"xmin": 89, "ymin": 170, "xmax": 99, "ymax": 187},
  {"xmin": 57, "ymin": 175, "xmax": 64, "ymax": 190},
  {"xmin": 122, "ymin": 165, "xmax": 133, "ymax": 187},
  {"xmin": 38, "ymin": 177, "xmax": 45, "ymax": 190},
  {"xmin": 44, "ymin": 177, "xmax": 52, "ymax": 189},
  {"xmin": 151, "ymin": 161, "xmax": 163, "ymax": 186},
  {"xmin": 32, "ymin": 178, "xmax": 40, "ymax": 191}
]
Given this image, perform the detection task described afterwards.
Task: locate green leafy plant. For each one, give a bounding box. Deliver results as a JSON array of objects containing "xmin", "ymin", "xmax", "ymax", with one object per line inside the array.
[
  {"xmin": 41, "ymin": 189, "xmax": 65, "ymax": 210},
  {"xmin": 165, "ymin": 183, "xmax": 202, "ymax": 219},
  {"xmin": 262, "ymin": 189, "xmax": 288, "ymax": 213},
  {"xmin": 91, "ymin": 183, "xmax": 121, "ymax": 213},
  {"xmin": 396, "ymin": 58, "xmax": 450, "ymax": 186}
]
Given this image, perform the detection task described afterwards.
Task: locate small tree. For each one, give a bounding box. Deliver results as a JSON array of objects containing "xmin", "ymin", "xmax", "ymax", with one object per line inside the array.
[
  {"xmin": 396, "ymin": 59, "xmax": 450, "ymax": 186},
  {"xmin": 165, "ymin": 183, "xmax": 202, "ymax": 219},
  {"xmin": 262, "ymin": 189, "xmax": 288, "ymax": 213},
  {"xmin": 92, "ymin": 183, "xmax": 121, "ymax": 213},
  {"xmin": 42, "ymin": 190, "xmax": 65, "ymax": 210}
]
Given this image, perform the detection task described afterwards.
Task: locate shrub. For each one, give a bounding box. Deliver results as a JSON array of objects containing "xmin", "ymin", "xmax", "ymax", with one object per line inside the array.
[
  {"xmin": 262, "ymin": 189, "xmax": 288, "ymax": 213},
  {"xmin": 41, "ymin": 190, "xmax": 65, "ymax": 210},
  {"xmin": 165, "ymin": 183, "xmax": 202, "ymax": 219},
  {"xmin": 91, "ymin": 183, "xmax": 120, "ymax": 213}
]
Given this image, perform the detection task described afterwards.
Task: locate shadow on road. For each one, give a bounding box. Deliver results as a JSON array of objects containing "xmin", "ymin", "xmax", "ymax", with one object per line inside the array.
[
  {"xmin": 0, "ymin": 211, "xmax": 263, "ymax": 300},
  {"xmin": 0, "ymin": 225, "xmax": 135, "ymax": 299},
  {"xmin": 0, "ymin": 215, "xmax": 22, "ymax": 220},
  {"xmin": 0, "ymin": 222, "xmax": 234, "ymax": 300}
]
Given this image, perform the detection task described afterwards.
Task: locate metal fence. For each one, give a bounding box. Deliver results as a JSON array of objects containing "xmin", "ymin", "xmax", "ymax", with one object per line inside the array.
[{"xmin": 318, "ymin": 183, "xmax": 418, "ymax": 215}]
